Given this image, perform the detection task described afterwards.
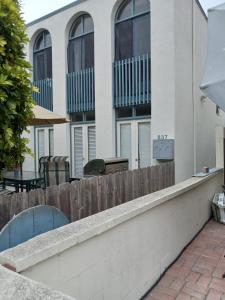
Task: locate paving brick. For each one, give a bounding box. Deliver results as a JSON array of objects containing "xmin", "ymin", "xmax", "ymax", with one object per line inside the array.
[
  {"xmin": 206, "ymin": 288, "xmax": 223, "ymax": 300},
  {"xmin": 149, "ymin": 287, "xmax": 174, "ymax": 300},
  {"xmin": 182, "ymin": 287, "xmax": 205, "ymax": 299},
  {"xmin": 192, "ymin": 265, "xmax": 213, "ymax": 276},
  {"xmin": 197, "ymin": 275, "xmax": 211, "ymax": 288},
  {"xmin": 158, "ymin": 275, "xmax": 175, "ymax": 288},
  {"xmin": 209, "ymin": 278, "xmax": 225, "ymax": 293},
  {"xmin": 212, "ymin": 268, "xmax": 225, "ymax": 279},
  {"xmin": 176, "ymin": 293, "xmax": 191, "ymax": 300},
  {"xmin": 153, "ymin": 286, "xmax": 178, "ymax": 297},
  {"xmin": 184, "ymin": 282, "xmax": 208, "ymax": 295},
  {"xmin": 170, "ymin": 279, "xmax": 185, "ymax": 291},
  {"xmin": 186, "ymin": 272, "xmax": 201, "ymax": 284},
  {"xmin": 143, "ymin": 221, "xmax": 225, "ymax": 300}
]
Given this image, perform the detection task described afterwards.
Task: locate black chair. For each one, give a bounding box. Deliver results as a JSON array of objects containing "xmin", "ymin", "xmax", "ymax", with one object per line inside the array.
[
  {"xmin": 40, "ymin": 156, "xmax": 71, "ymax": 187},
  {"xmin": 0, "ymin": 181, "xmax": 14, "ymax": 196}
]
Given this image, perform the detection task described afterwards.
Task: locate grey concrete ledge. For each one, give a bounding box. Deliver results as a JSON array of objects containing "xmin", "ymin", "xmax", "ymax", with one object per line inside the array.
[
  {"xmin": 0, "ymin": 171, "xmax": 222, "ymax": 273},
  {"xmin": 0, "ymin": 265, "xmax": 75, "ymax": 299}
]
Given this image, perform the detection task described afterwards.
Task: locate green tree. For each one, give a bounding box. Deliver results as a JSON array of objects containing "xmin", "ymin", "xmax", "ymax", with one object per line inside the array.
[{"xmin": 0, "ymin": 0, "xmax": 34, "ymax": 172}]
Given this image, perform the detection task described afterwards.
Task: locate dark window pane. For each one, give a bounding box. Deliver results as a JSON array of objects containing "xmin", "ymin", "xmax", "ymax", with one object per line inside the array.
[
  {"xmin": 134, "ymin": 0, "xmax": 150, "ymax": 15},
  {"xmin": 83, "ymin": 33, "xmax": 94, "ymax": 68},
  {"xmin": 84, "ymin": 15, "xmax": 94, "ymax": 33},
  {"xmin": 45, "ymin": 32, "xmax": 52, "ymax": 48},
  {"xmin": 46, "ymin": 47, "xmax": 52, "ymax": 78},
  {"xmin": 71, "ymin": 113, "xmax": 83, "ymax": 122},
  {"xmin": 135, "ymin": 104, "xmax": 151, "ymax": 116},
  {"xmin": 117, "ymin": 0, "xmax": 132, "ymax": 21},
  {"xmin": 34, "ymin": 33, "xmax": 44, "ymax": 51},
  {"xmin": 68, "ymin": 38, "xmax": 82, "ymax": 72},
  {"xmin": 70, "ymin": 17, "xmax": 83, "ymax": 38},
  {"xmin": 85, "ymin": 111, "xmax": 95, "ymax": 121},
  {"xmin": 115, "ymin": 20, "xmax": 133, "ymax": 60},
  {"xmin": 116, "ymin": 107, "xmax": 133, "ymax": 118},
  {"xmin": 133, "ymin": 14, "xmax": 150, "ymax": 56},
  {"xmin": 34, "ymin": 52, "xmax": 45, "ymax": 80}
]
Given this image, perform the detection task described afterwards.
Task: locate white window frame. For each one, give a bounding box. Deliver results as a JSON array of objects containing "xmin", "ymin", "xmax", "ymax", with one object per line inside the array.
[
  {"xmin": 71, "ymin": 123, "xmax": 96, "ymax": 177},
  {"xmin": 35, "ymin": 127, "xmax": 54, "ymax": 170},
  {"xmin": 117, "ymin": 119, "xmax": 151, "ymax": 169}
]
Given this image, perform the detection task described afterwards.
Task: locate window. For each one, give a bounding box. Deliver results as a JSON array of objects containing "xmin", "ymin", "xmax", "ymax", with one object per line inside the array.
[
  {"xmin": 116, "ymin": 105, "xmax": 151, "ymax": 119},
  {"xmin": 33, "ymin": 30, "xmax": 52, "ymax": 81},
  {"xmin": 68, "ymin": 14, "xmax": 94, "ymax": 73},
  {"xmin": 70, "ymin": 111, "xmax": 95, "ymax": 123},
  {"xmin": 115, "ymin": 0, "xmax": 150, "ymax": 61}
]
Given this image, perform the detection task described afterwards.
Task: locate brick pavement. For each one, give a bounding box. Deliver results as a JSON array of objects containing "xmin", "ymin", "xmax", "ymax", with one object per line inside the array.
[{"xmin": 144, "ymin": 220, "xmax": 225, "ymax": 300}]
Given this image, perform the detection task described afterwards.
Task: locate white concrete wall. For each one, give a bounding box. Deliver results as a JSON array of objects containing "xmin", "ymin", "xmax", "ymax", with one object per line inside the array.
[
  {"xmin": 193, "ymin": 1, "xmax": 225, "ymax": 174},
  {"xmin": 24, "ymin": 0, "xmax": 225, "ymax": 180},
  {"xmin": 0, "ymin": 265, "xmax": 75, "ymax": 300},
  {"xmin": 0, "ymin": 171, "xmax": 222, "ymax": 300},
  {"xmin": 150, "ymin": 0, "xmax": 176, "ymax": 157}
]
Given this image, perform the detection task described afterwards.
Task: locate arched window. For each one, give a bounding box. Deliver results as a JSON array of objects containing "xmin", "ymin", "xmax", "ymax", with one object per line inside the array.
[
  {"xmin": 115, "ymin": 0, "xmax": 150, "ymax": 61},
  {"xmin": 33, "ymin": 30, "xmax": 52, "ymax": 80},
  {"xmin": 68, "ymin": 14, "xmax": 94, "ymax": 73}
]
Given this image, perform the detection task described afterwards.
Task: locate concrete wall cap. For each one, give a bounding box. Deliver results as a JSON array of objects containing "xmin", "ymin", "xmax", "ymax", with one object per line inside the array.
[
  {"xmin": 0, "ymin": 171, "xmax": 222, "ymax": 272},
  {"xmin": 0, "ymin": 265, "xmax": 75, "ymax": 299}
]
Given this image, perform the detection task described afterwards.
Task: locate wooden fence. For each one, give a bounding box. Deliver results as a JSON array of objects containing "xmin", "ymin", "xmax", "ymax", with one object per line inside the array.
[{"xmin": 0, "ymin": 162, "xmax": 174, "ymax": 230}]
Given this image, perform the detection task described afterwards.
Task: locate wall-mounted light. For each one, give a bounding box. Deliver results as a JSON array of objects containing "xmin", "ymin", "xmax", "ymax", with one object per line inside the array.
[{"xmin": 200, "ymin": 95, "xmax": 207, "ymax": 102}]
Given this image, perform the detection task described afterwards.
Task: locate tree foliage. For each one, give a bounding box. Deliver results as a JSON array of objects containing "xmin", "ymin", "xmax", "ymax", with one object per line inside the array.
[{"xmin": 0, "ymin": 0, "xmax": 34, "ymax": 171}]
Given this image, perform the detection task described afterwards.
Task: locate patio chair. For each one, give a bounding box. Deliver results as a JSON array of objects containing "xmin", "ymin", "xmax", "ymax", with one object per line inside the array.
[
  {"xmin": 0, "ymin": 181, "xmax": 14, "ymax": 196},
  {"xmin": 39, "ymin": 156, "xmax": 52, "ymax": 175},
  {"xmin": 41, "ymin": 157, "xmax": 71, "ymax": 187}
]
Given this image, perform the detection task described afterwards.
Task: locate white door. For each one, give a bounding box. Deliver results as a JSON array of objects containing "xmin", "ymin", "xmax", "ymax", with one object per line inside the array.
[
  {"xmin": 35, "ymin": 127, "xmax": 54, "ymax": 170},
  {"xmin": 117, "ymin": 120, "xmax": 151, "ymax": 169},
  {"xmin": 138, "ymin": 122, "xmax": 151, "ymax": 168},
  {"xmin": 71, "ymin": 124, "xmax": 96, "ymax": 177}
]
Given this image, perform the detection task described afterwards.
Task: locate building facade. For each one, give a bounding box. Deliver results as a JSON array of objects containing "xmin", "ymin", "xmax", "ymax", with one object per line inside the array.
[{"xmin": 23, "ymin": 0, "xmax": 225, "ymax": 182}]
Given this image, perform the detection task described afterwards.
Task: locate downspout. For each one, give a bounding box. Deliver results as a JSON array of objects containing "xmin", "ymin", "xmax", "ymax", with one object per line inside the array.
[{"xmin": 192, "ymin": 0, "xmax": 197, "ymax": 174}]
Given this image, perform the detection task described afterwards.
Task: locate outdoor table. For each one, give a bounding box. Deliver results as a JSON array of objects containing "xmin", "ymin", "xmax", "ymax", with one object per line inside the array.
[{"xmin": 3, "ymin": 171, "xmax": 44, "ymax": 193}]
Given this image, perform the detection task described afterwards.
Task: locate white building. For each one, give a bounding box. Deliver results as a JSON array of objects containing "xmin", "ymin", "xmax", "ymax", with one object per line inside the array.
[{"xmin": 23, "ymin": 0, "xmax": 225, "ymax": 182}]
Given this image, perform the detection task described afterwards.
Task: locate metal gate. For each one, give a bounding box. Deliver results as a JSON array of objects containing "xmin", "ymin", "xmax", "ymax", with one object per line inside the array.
[{"xmin": 0, "ymin": 205, "xmax": 69, "ymax": 252}]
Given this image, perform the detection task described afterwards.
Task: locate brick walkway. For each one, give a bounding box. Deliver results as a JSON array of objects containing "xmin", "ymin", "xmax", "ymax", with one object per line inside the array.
[{"xmin": 144, "ymin": 220, "xmax": 225, "ymax": 300}]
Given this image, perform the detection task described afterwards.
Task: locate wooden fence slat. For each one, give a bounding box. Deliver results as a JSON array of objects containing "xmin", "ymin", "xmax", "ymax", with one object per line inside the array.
[
  {"xmin": 46, "ymin": 185, "xmax": 60, "ymax": 208},
  {"xmin": 0, "ymin": 162, "xmax": 175, "ymax": 230},
  {"xmin": 0, "ymin": 195, "xmax": 11, "ymax": 230},
  {"xmin": 59, "ymin": 182, "xmax": 71, "ymax": 222}
]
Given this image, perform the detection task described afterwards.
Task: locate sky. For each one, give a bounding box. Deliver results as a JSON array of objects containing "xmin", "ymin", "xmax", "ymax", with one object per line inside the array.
[{"xmin": 21, "ymin": 0, "xmax": 225, "ymax": 24}]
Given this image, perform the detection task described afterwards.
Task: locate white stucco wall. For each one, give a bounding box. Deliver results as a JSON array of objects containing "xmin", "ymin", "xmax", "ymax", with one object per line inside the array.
[
  {"xmin": 0, "ymin": 265, "xmax": 75, "ymax": 300},
  {"xmin": 24, "ymin": 0, "xmax": 225, "ymax": 181},
  {"xmin": 0, "ymin": 171, "xmax": 222, "ymax": 300},
  {"xmin": 193, "ymin": 1, "xmax": 225, "ymax": 174}
]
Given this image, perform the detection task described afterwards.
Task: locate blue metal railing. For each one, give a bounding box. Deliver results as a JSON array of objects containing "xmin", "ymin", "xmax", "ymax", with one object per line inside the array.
[
  {"xmin": 33, "ymin": 78, "xmax": 53, "ymax": 111},
  {"xmin": 113, "ymin": 54, "xmax": 151, "ymax": 108},
  {"xmin": 67, "ymin": 68, "xmax": 95, "ymax": 113}
]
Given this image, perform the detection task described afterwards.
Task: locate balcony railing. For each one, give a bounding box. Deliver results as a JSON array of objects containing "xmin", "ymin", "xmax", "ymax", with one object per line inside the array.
[
  {"xmin": 113, "ymin": 54, "xmax": 151, "ymax": 108},
  {"xmin": 67, "ymin": 68, "xmax": 95, "ymax": 113},
  {"xmin": 33, "ymin": 78, "xmax": 53, "ymax": 111}
]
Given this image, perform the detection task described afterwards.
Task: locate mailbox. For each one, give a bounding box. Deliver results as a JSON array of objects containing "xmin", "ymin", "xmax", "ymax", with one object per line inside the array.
[{"xmin": 153, "ymin": 139, "xmax": 175, "ymax": 160}]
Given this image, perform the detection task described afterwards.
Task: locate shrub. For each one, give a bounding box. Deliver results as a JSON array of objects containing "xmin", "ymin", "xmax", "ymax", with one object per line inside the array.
[{"xmin": 0, "ymin": 0, "xmax": 34, "ymax": 172}]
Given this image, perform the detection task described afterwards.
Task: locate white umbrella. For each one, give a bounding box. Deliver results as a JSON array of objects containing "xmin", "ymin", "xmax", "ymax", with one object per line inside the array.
[
  {"xmin": 200, "ymin": 3, "xmax": 225, "ymax": 110},
  {"xmin": 28, "ymin": 105, "xmax": 69, "ymax": 126}
]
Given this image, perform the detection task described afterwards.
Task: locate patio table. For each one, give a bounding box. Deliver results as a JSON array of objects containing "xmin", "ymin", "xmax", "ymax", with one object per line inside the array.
[{"xmin": 3, "ymin": 171, "xmax": 44, "ymax": 193}]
